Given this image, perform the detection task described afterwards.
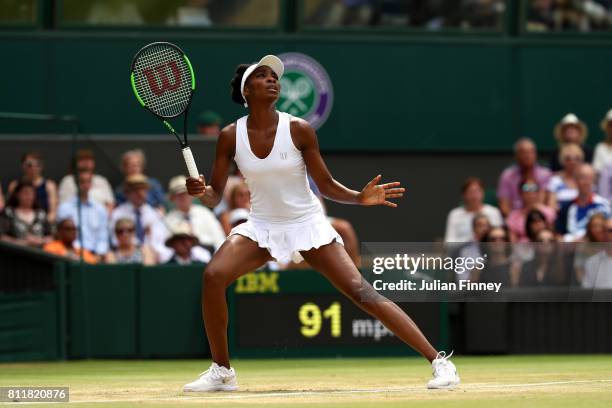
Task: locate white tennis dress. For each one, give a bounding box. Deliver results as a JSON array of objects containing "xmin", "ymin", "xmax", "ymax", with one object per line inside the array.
[{"xmin": 229, "ymin": 111, "xmax": 343, "ymax": 263}]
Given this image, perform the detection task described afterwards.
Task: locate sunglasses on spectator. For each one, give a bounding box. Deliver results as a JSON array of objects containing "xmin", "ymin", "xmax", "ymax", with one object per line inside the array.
[
  {"xmin": 489, "ymin": 235, "xmax": 507, "ymax": 242},
  {"xmin": 521, "ymin": 183, "xmax": 539, "ymax": 193},
  {"xmin": 116, "ymin": 228, "xmax": 135, "ymax": 235},
  {"xmin": 24, "ymin": 160, "xmax": 40, "ymax": 168},
  {"xmin": 562, "ymin": 155, "xmax": 582, "ymax": 162}
]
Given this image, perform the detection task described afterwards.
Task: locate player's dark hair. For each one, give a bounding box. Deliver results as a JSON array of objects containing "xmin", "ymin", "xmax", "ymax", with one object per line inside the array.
[{"xmin": 230, "ymin": 64, "xmax": 251, "ymax": 105}]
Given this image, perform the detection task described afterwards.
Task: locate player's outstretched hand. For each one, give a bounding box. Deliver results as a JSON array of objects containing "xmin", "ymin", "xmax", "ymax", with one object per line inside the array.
[
  {"xmin": 358, "ymin": 174, "xmax": 405, "ymax": 208},
  {"xmin": 186, "ymin": 175, "xmax": 207, "ymax": 197}
]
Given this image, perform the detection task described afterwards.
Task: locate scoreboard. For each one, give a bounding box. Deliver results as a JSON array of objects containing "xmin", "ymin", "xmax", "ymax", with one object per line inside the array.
[{"xmin": 227, "ymin": 270, "xmax": 448, "ymax": 357}]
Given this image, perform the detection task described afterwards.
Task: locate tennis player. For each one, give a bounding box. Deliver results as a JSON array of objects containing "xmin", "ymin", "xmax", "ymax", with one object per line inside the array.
[{"xmin": 183, "ymin": 55, "xmax": 460, "ymax": 391}]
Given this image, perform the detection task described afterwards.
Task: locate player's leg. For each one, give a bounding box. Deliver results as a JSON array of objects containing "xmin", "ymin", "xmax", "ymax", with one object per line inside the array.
[
  {"xmin": 300, "ymin": 241, "xmax": 459, "ymax": 389},
  {"xmin": 203, "ymin": 235, "xmax": 271, "ymax": 368},
  {"xmin": 300, "ymin": 241, "xmax": 437, "ymax": 361},
  {"xmin": 330, "ymin": 217, "xmax": 361, "ymax": 266},
  {"xmin": 184, "ymin": 235, "xmax": 271, "ymax": 393}
]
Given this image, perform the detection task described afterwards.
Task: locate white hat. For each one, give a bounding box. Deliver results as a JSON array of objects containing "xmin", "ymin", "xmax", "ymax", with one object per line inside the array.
[
  {"xmin": 165, "ymin": 222, "xmax": 199, "ymax": 247},
  {"xmin": 168, "ymin": 175, "xmax": 187, "ymax": 196},
  {"xmin": 240, "ymin": 55, "xmax": 284, "ymax": 108},
  {"xmin": 554, "ymin": 113, "xmax": 588, "ymax": 143},
  {"xmin": 600, "ymin": 108, "xmax": 612, "ymax": 132},
  {"xmin": 228, "ymin": 208, "xmax": 249, "ymax": 226}
]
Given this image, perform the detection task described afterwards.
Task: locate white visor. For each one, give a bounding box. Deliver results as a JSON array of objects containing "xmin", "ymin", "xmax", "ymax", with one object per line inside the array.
[{"xmin": 240, "ymin": 55, "xmax": 284, "ymax": 108}]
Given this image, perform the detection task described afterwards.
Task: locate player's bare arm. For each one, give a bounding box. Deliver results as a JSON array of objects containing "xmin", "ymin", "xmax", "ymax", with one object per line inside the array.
[
  {"xmin": 291, "ymin": 118, "xmax": 405, "ymax": 208},
  {"xmin": 186, "ymin": 124, "xmax": 236, "ymax": 207}
]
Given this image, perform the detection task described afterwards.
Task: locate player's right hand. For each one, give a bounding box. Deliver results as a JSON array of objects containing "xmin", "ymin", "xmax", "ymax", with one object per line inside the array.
[{"xmin": 186, "ymin": 175, "xmax": 207, "ymax": 197}]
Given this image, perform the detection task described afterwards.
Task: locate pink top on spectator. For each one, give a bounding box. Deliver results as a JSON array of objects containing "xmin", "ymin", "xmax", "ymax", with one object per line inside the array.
[
  {"xmin": 506, "ymin": 206, "xmax": 556, "ymax": 242},
  {"xmin": 497, "ymin": 165, "xmax": 552, "ymax": 210}
]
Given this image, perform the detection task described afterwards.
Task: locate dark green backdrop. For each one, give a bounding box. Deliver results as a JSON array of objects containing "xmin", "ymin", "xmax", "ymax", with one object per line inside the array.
[{"xmin": 1, "ymin": 32, "xmax": 611, "ymax": 151}]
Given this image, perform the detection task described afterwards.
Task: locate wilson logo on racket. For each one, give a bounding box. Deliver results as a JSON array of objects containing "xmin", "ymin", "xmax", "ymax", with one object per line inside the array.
[{"xmin": 142, "ymin": 61, "xmax": 182, "ymax": 96}]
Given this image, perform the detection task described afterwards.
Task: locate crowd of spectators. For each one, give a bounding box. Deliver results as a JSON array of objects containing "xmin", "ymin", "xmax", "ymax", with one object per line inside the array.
[
  {"xmin": 528, "ymin": 0, "xmax": 612, "ymax": 32},
  {"xmin": 444, "ymin": 109, "xmax": 612, "ymax": 289}
]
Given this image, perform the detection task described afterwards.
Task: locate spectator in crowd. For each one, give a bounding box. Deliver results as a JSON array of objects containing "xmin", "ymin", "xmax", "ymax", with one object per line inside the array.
[
  {"xmin": 574, "ymin": 212, "xmax": 608, "ymax": 284},
  {"xmin": 57, "ymin": 171, "xmax": 109, "ymax": 259},
  {"xmin": 565, "ymin": 164, "xmax": 611, "ymax": 241},
  {"xmin": 506, "ymin": 179, "xmax": 556, "ymax": 242},
  {"xmin": 444, "ymin": 177, "xmax": 502, "ymax": 242},
  {"xmin": 475, "ymin": 226, "xmax": 521, "ymax": 286},
  {"xmin": 228, "ymin": 208, "xmax": 249, "ymax": 228},
  {"xmin": 196, "ymin": 110, "xmax": 223, "ymax": 138},
  {"xmin": 545, "ymin": 143, "xmax": 582, "ymax": 211},
  {"xmin": 525, "ymin": 209, "xmax": 552, "ymax": 242},
  {"xmin": 8, "ymin": 152, "xmax": 58, "ymax": 222},
  {"xmin": 104, "ymin": 217, "xmax": 157, "ymax": 265},
  {"xmin": 593, "ymin": 108, "xmax": 612, "ymax": 172},
  {"xmin": 115, "ymin": 149, "xmax": 166, "ymax": 212},
  {"xmin": 581, "ymin": 218, "xmax": 612, "ymax": 288},
  {"xmin": 165, "ymin": 175, "xmax": 226, "ymax": 253},
  {"xmin": 497, "ymin": 138, "xmax": 551, "ymax": 217},
  {"xmin": 454, "ymin": 212, "xmax": 492, "ymax": 281},
  {"xmin": 0, "ymin": 184, "xmax": 4, "ymax": 212},
  {"xmin": 43, "ymin": 218, "xmax": 97, "ymax": 264},
  {"xmin": 0, "ymin": 182, "xmax": 51, "ymax": 248},
  {"xmin": 167, "ymin": 0, "xmax": 213, "ymax": 27},
  {"xmin": 213, "ymin": 162, "xmax": 245, "ymax": 218},
  {"xmin": 598, "ymin": 161, "xmax": 612, "ymax": 202},
  {"xmin": 219, "ymin": 182, "xmax": 251, "ymax": 234},
  {"xmin": 518, "ymin": 228, "xmax": 563, "ymax": 286},
  {"xmin": 549, "ymin": 113, "xmax": 592, "ymax": 172},
  {"xmin": 527, "ymin": 0, "xmax": 555, "ymax": 31},
  {"xmin": 165, "ymin": 223, "xmax": 211, "ymax": 265},
  {"xmin": 58, "ymin": 149, "xmax": 115, "ymax": 212},
  {"xmin": 110, "ymin": 174, "xmax": 171, "ymax": 261}
]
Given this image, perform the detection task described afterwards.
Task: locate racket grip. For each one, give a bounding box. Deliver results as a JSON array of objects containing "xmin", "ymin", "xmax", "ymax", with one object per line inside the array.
[{"xmin": 182, "ymin": 147, "xmax": 200, "ymax": 179}]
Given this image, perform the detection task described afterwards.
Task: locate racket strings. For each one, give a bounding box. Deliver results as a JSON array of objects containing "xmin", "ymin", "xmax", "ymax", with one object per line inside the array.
[{"xmin": 133, "ymin": 45, "xmax": 192, "ymax": 118}]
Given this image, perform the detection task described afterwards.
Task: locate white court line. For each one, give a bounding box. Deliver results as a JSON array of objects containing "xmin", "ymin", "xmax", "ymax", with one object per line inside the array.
[{"xmin": 2, "ymin": 379, "xmax": 611, "ymax": 405}]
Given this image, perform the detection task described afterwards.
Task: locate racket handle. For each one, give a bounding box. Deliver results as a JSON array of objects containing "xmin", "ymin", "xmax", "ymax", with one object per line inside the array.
[{"xmin": 182, "ymin": 147, "xmax": 200, "ymax": 179}]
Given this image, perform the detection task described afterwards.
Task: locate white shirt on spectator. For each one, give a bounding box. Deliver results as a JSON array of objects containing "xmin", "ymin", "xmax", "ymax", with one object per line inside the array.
[
  {"xmin": 110, "ymin": 202, "xmax": 171, "ymax": 262},
  {"xmin": 444, "ymin": 205, "xmax": 503, "ymax": 243},
  {"xmin": 165, "ymin": 205, "xmax": 226, "ymax": 250},
  {"xmin": 593, "ymin": 142, "xmax": 612, "ymax": 173},
  {"xmin": 582, "ymin": 251, "xmax": 612, "ymax": 289},
  {"xmin": 57, "ymin": 195, "xmax": 109, "ymax": 255},
  {"xmin": 58, "ymin": 174, "xmax": 115, "ymax": 208},
  {"xmin": 546, "ymin": 174, "xmax": 578, "ymax": 207}
]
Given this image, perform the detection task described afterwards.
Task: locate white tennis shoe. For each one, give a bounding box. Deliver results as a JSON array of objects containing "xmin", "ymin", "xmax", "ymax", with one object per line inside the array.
[
  {"xmin": 427, "ymin": 351, "xmax": 460, "ymax": 389},
  {"xmin": 183, "ymin": 362, "xmax": 238, "ymax": 392}
]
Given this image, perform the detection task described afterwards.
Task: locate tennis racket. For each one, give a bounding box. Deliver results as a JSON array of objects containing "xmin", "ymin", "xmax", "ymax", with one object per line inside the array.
[{"xmin": 130, "ymin": 42, "xmax": 199, "ymax": 178}]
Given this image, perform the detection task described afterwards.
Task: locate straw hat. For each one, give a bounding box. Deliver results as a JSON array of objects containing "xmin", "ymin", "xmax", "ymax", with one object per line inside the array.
[
  {"xmin": 124, "ymin": 174, "xmax": 149, "ymax": 190},
  {"xmin": 165, "ymin": 222, "xmax": 199, "ymax": 247},
  {"xmin": 554, "ymin": 113, "xmax": 588, "ymax": 143},
  {"xmin": 168, "ymin": 175, "xmax": 188, "ymax": 196},
  {"xmin": 600, "ymin": 108, "xmax": 612, "ymax": 132}
]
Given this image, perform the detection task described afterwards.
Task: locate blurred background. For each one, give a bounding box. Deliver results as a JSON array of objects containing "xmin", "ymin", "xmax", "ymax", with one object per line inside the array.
[{"xmin": 1, "ymin": 1, "xmax": 611, "ymax": 363}]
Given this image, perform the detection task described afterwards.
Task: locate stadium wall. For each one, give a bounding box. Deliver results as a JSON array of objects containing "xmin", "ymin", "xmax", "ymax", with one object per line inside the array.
[{"xmin": 1, "ymin": 33, "xmax": 611, "ymax": 152}]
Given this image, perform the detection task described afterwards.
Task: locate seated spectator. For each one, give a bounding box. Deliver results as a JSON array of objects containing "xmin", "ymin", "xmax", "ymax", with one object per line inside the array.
[
  {"xmin": 545, "ymin": 143, "xmax": 582, "ymax": 211},
  {"xmin": 57, "ymin": 171, "xmax": 109, "ymax": 259},
  {"xmin": 593, "ymin": 108, "xmax": 612, "ymax": 173},
  {"xmin": 444, "ymin": 177, "xmax": 502, "ymax": 242},
  {"xmin": 165, "ymin": 175, "xmax": 226, "ymax": 253},
  {"xmin": 598, "ymin": 161, "xmax": 612, "ymax": 202},
  {"xmin": 115, "ymin": 149, "xmax": 166, "ymax": 212},
  {"xmin": 8, "ymin": 152, "xmax": 58, "ymax": 222},
  {"xmin": 86, "ymin": 0, "xmax": 143, "ymax": 24},
  {"xmin": 58, "ymin": 149, "xmax": 115, "ymax": 212},
  {"xmin": 574, "ymin": 213, "xmax": 608, "ymax": 284},
  {"xmin": 43, "ymin": 218, "xmax": 97, "ymax": 264},
  {"xmin": 475, "ymin": 226, "xmax": 521, "ymax": 287},
  {"xmin": 527, "ymin": 0, "xmax": 555, "ymax": 31},
  {"xmin": 525, "ymin": 209, "xmax": 552, "ymax": 242},
  {"xmin": 166, "ymin": 0, "xmax": 213, "ymax": 27},
  {"xmin": 213, "ymin": 163, "xmax": 245, "ymax": 218},
  {"xmin": 228, "ymin": 208, "xmax": 249, "ymax": 228},
  {"xmin": 581, "ymin": 218, "xmax": 612, "ymax": 288},
  {"xmin": 165, "ymin": 223, "xmax": 211, "ymax": 265},
  {"xmin": 196, "ymin": 110, "xmax": 222, "ymax": 138},
  {"xmin": 506, "ymin": 179, "xmax": 556, "ymax": 242},
  {"xmin": 219, "ymin": 182, "xmax": 251, "ymax": 234},
  {"xmin": 454, "ymin": 213, "xmax": 492, "ymax": 282},
  {"xmin": 0, "ymin": 183, "xmax": 4, "ymax": 212},
  {"xmin": 518, "ymin": 229, "xmax": 567, "ymax": 287},
  {"xmin": 565, "ymin": 164, "xmax": 611, "ymax": 241},
  {"xmin": 549, "ymin": 113, "xmax": 592, "ymax": 172},
  {"xmin": 110, "ymin": 174, "xmax": 171, "ymax": 262},
  {"xmin": 0, "ymin": 182, "xmax": 51, "ymax": 248},
  {"xmin": 497, "ymin": 138, "xmax": 551, "ymax": 217},
  {"xmin": 104, "ymin": 218, "xmax": 157, "ymax": 265}
]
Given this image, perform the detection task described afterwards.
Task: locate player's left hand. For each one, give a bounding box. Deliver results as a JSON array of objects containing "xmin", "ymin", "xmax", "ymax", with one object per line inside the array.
[{"xmin": 358, "ymin": 175, "xmax": 405, "ymax": 208}]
